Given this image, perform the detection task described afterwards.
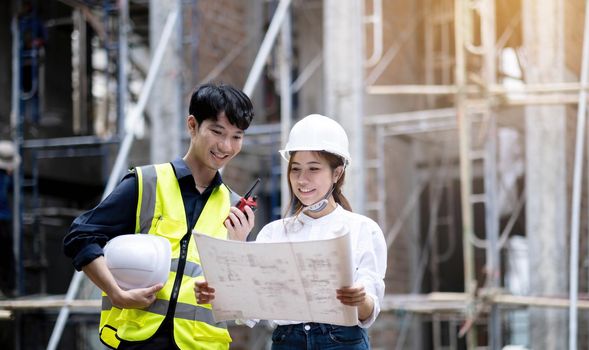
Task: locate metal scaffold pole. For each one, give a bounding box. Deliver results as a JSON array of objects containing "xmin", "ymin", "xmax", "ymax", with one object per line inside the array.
[
  {"xmin": 480, "ymin": 0, "xmax": 500, "ymax": 348},
  {"xmin": 243, "ymin": 0, "xmax": 292, "ymax": 97},
  {"xmin": 454, "ymin": 0, "xmax": 477, "ymax": 348},
  {"xmin": 279, "ymin": 5, "xmax": 292, "ymax": 212},
  {"xmin": 117, "ymin": 0, "xmax": 129, "ymax": 136},
  {"xmin": 10, "ymin": 1, "xmax": 23, "ymax": 301},
  {"xmin": 569, "ymin": 1, "xmax": 589, "ymax": 349}
]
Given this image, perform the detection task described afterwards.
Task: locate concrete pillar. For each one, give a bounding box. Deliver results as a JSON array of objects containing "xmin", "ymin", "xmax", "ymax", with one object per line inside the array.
[
  {"xmin": 522, "ymin": 0, "xmax": 568, "ymax": 348},
  {"xmin": 149, "ymin": 0, "xmax": 182, "ymax": 163},
  {"xmin": 323, "ymin": 0, "xmax": 365, "ymax": 213}
]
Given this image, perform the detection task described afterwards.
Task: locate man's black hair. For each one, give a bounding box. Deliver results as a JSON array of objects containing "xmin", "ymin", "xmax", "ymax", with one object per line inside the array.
[{"xmin": 188, "ymin": 83, "xmax": 254, "ymax": 130}]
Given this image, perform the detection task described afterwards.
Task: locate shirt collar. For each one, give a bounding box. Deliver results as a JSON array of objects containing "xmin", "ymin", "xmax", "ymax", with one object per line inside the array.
[
  {"xmin": 171, "ymin": 157, "xmax": 223, "ymax": 188},
  {"xmin": 299, "ymin": 204, "xmax": 343, "ymax": 224}
]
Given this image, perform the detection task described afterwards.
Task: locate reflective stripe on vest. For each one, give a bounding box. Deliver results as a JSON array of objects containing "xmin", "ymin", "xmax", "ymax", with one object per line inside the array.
[
  {"xmin": 229, "ymin": 189, "xmax": 241, "ymax": 207},
  {"xmin": 136, "ymin": 164, "xmax": 157, "ymax": 233},
  {"xmin": 171, "ymin": 258, "xmax": 203, "ymax": 277},
  {"xmin": 99, "ymin": 163, "xmax": 232, "ymax": 349},
  {"xmin": 101, "ymin": 296, "xmax": 220, "ymax": 326}
]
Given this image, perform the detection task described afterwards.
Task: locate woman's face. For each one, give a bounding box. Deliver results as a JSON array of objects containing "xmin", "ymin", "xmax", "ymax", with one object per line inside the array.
[{"xmin": 289, "ymin": 151, "xmax": 339, "ymax": 206}]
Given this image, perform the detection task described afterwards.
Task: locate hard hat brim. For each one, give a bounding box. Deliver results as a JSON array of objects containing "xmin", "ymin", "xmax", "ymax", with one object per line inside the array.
[{"xmin": 278, "ymin": 148, "xmax": 350, "ymax": 166}]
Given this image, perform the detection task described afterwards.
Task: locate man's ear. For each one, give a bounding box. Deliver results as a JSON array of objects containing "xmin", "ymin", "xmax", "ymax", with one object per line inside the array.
[{"xmin": 187, "ymin": 115, "xmax": 198, "ymax": 134}]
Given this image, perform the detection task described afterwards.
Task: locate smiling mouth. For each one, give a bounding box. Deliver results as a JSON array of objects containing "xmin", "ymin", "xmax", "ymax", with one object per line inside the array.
[{"xmin": 211, "ymin": 151, "xmax": 228, "ymax": 160}]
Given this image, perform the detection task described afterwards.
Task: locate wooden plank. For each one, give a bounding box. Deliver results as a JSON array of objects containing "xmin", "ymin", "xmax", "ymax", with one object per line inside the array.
[{"xmin": 0, "ymin": 299, "xmax": 100, "ymax": 310}]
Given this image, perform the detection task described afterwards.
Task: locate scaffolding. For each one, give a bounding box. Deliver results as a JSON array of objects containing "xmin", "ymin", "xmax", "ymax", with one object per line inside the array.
[
  {"xmin": 363, "ymin": 0, "xmax": 589, "ymax": 349},
  {"xmin": 4, "ymin": 1, "xmax": 589, "ymax": 349}
]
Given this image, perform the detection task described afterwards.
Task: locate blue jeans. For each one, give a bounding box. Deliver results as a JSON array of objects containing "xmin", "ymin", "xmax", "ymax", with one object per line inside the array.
[{"xmin": 271, "ymin": 323, "xmax": 370, "ymax": 350}]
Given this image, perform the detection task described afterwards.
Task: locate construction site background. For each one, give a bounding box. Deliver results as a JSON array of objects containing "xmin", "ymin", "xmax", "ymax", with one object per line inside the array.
[{"xmin": 1, "ymin": 0, "xmax": 589, "ymax": 349}]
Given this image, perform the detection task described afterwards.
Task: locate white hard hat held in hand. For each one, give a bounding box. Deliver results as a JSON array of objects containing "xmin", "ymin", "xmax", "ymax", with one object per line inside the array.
[
  {"xmin": 104, "ymin": 234, "xmax": 171, "ymax": 290},
  {"xmin": 279, "ymin": 114, "xmax": 351, "ymax": 166}
]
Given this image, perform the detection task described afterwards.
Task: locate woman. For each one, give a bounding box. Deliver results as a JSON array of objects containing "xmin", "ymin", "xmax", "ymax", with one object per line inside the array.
[{"xmin": 196, "ymin": 114, "xmax": 387, "ymax": 349}]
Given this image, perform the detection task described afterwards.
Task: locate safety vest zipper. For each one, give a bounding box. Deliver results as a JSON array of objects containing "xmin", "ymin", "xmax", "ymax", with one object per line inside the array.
[{"xmin": 166, "ymin": 232, "xmax": 190, "ymax": 318}]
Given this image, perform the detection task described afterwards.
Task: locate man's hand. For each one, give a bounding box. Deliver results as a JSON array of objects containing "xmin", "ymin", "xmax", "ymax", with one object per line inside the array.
[
  {"xmin": 225, "ymin": 205, "xmax": 255, "ymax": 241},
  {"xmin": 110, "ymin": 283, "xmax": 164, "ymax": 309},
  {"xmin": 194, "ymin": 280, "xmax": 215, "ymax": 304},
  {"xmin": 82, "ymin": 256, "xmax": 163, "ymax": 310}
]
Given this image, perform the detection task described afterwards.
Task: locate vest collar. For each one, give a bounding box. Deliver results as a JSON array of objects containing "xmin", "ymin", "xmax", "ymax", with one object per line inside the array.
[{"xmin": 171, "ymin": 157, "xmax": 223, "ymax": 188}]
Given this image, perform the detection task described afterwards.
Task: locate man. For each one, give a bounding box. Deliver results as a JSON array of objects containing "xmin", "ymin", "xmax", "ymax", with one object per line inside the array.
[
  {"xmin": 0, "ymin": 141, "xmax": 15, "ymax": 298},
  {"xmin": 63, "ymin": 83, "xmax": 256, "ymax": 349}
]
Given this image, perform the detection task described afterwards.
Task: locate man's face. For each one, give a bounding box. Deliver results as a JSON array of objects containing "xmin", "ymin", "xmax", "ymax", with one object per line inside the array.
[{"xmin": 189, "ymin": 112, "xmax": 244, "ymax": 171}]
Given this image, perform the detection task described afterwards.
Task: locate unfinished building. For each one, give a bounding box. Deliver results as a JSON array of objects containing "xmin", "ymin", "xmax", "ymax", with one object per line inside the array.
[{"xmin": 1, "ymin": 0, "xmax": 589, "ymax": 349}]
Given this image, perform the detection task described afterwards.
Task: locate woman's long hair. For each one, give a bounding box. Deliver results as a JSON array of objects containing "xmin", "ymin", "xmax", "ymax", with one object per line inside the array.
[{"xmin": 284, "ymin": 150, "xmax": 352, "ymax": 218}]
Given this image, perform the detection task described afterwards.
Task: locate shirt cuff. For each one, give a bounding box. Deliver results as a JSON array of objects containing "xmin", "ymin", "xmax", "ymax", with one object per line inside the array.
[
  {"xmin": 358, "ymin": 293, "xmax": 379, "ymax": 329},
  {"xmin": 235, "ymin": 319, "xmax": 258, "ymax": 328},
  {"xmin": 73, "ymin": 243, "xmax": 104, "ymax": 271}
]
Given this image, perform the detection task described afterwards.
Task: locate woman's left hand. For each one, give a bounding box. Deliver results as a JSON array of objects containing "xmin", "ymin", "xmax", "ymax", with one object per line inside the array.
[
  {"xmin": 225, "ymin": 205, "xmax": 255, "ymax": 241},
  {"xmin": 336, "ymin": 284, "xmax": 366, "ymax": 306},
  {"xmin": 337, "ymin": 283, "xmax": 375, "ymax": 321}
]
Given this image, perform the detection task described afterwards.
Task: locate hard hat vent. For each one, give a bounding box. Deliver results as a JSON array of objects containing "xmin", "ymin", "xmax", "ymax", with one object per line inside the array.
[{"xmin": 104, "ymin": 234, "xmax": 171, "ymax": 290}]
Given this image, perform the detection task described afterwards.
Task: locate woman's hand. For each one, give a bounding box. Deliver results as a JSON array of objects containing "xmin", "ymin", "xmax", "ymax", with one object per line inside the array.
[
  {"xmin": 194, "ymin": 280, "xmax": 216, "ymax": 304},
  {"xmin": 225, "ymin": 205, "xmax": 255, "ymax": 241},
  {"xmin": 109, "ymin": 283, "xmax": 163, "ymax": 309},
  {"xmin": 336, "ymin": 283, "xmax": 374, "ymax": 321}
]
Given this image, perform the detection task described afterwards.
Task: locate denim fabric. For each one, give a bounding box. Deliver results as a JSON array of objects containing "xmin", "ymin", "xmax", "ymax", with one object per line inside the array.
[{"xmin": 271, "ymin": 323, "xmax": 370, "ymax": 350}]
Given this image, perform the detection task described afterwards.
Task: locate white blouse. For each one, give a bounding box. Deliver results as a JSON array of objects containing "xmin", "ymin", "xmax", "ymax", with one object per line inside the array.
[{"xmin": 255, "ymin": 205, "xmax": 387, "ymax": 328}]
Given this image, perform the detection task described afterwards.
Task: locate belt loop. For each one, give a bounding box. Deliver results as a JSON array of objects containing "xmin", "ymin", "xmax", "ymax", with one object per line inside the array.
[{"xmin": 318, "ymin": 323, "xmax": 329, "ymax": 334}]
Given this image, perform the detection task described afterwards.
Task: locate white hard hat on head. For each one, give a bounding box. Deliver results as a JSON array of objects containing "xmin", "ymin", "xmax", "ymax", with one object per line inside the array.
[
  {"xmin": 104, "ymin": 234, "xmax": 171, "ymax": 290},
  {"xmin": 279, "ymin": 114, "xmax": 351, "ymax": 166}
]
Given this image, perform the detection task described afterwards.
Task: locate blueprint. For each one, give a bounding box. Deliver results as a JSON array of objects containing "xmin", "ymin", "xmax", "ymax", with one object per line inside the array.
[{"xmin": 192, "ymin": 231, "xmax": 358, "ymax": 326}]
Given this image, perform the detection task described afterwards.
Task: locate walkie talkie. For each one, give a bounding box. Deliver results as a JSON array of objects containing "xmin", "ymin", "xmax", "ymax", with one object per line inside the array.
[{"xmin": 235, "ymin": 178, "xmax": 260, "ymax": 214}]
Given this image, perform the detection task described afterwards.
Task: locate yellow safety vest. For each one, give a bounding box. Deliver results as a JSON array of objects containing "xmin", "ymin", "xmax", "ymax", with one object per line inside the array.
[{"xmin": 99, "ymin": 163, "xmax": 236, "ymax": 349}]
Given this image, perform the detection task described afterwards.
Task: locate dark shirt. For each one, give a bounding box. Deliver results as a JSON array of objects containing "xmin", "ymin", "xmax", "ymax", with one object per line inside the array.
[
  {"xmin": 63, "ymin": 158, "xmax": 223, "ymax": 271},
  {"xmin": 0, "ymin": 170, "xmax": 12, "ymax": 221}
]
